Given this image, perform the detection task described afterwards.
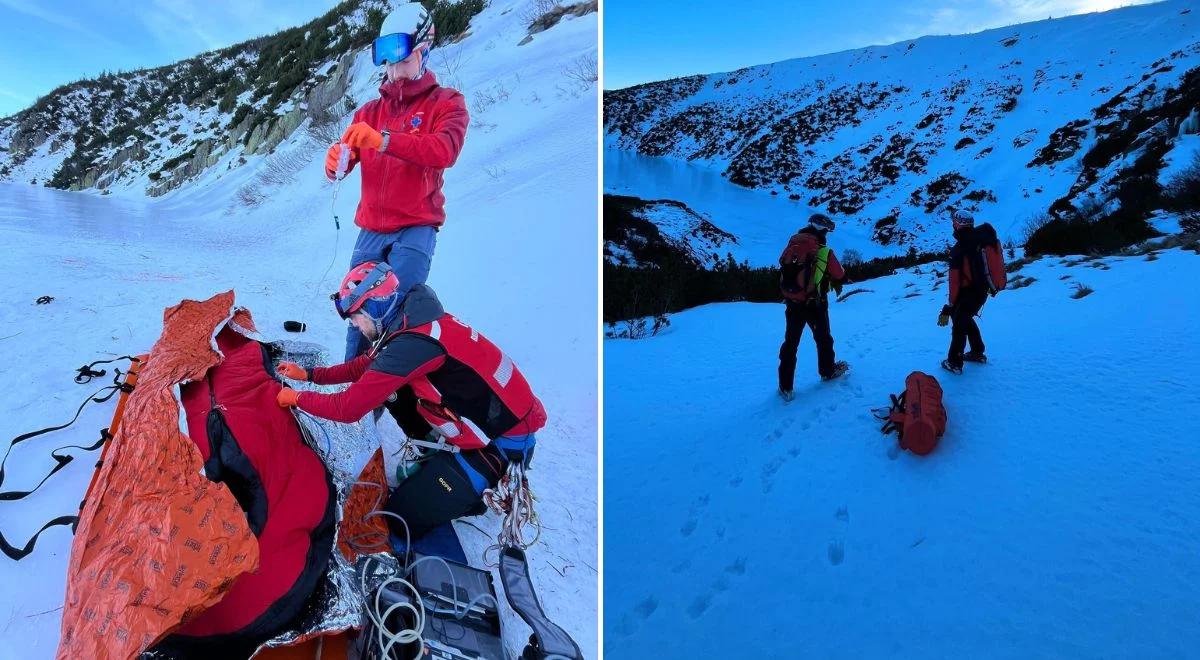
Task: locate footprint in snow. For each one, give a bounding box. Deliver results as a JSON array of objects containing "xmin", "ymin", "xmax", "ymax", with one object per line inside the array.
[
  {"xmin": 828, "ymin": 505, "xmax": 849, "ymax": 566},
  {"xmin": 761, "ymin": 455, "xmax": 788, "ymax": 493},
  {"xmin": 679, "ymin": 495, "xmax": 711, "ymax": 535},
  {"xmin": 725, "ymin": 557, "xmax": 747, "ymax": 575},
  {"xmin": 634, "ymin": 596, "xmax": 658, "ymax": 619},
  {"xmin": 671, "ymin": 558, "xmax": 693, "ymax": 574},
  {"xmin": 828, "ymin": 540, "xmax": 845, "ymax": 566},
  {"xmin": 728, "ymin": 475, "xmax": 743, "ymax": 488},
  {"xmin": 687, "ymin": 592, "xmax": 712, "ymax": 619}
]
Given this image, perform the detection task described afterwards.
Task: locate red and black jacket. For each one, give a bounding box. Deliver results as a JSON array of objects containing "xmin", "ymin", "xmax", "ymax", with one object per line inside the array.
[{"xmin": 296, "ymin": 285, "xmax": 546, "ymax": 450}]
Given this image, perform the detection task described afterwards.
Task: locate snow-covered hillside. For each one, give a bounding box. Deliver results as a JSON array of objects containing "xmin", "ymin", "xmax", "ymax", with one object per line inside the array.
[
  {"xmin": 604, "ymin": 1, "xmax": 1200, "ymax": 264},
  {"xmin": 0, "ymin": 1, "xmax": 597, "ymax": 657},
  {"xmin": 604, "ymin": 237, "xmax": 1200, "ymax": 657}
]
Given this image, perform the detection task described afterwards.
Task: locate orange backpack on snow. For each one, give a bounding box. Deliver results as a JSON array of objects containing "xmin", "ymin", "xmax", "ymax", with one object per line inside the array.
[{"xmin": 877, "ymin": 371, "xmax": 947, "ymax": 455}]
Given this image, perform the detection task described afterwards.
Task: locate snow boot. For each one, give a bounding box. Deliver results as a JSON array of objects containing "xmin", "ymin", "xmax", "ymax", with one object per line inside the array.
[
  {"xmin": 822, "ymin": 361, "xmax": 849, "ymax": 381},
  {"xmin": 961, "ymin": 351, "xmax": 987, "ymax": 363},
  {"xmin": 779, "ymin": 388, "xmax": 795, "ymax": 402},
  {"xmin": 940, "ymin": 359, "xmax": 962, "ymax": 375}
]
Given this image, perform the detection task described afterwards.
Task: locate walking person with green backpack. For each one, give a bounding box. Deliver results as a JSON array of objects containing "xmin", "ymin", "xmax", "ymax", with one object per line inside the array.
[{"xmin": 777, "ymin": 214, "xmax": 850, "ymax": 401}]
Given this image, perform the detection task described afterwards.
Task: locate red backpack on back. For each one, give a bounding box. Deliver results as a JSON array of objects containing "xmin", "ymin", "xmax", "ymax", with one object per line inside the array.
[
  {"xmin": 877, "ymin": 371, "xmax": 947, "ymax": 455},
  {"xmin": 969, "ymin": 223, "xmax": 1007, "ymax": 295}
]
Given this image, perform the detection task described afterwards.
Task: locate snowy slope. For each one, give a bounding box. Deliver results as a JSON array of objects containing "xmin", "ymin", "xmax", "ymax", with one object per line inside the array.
[
  {"xmin": 0, "ymin": 1, "xmax": 393, "ymax": 195},
  {"xmin": 605, "ymin": 1, "xmax": 1200, "ymax": 264},
  {"xmin": 0, "ymin": 1, "xmax": 598, "ymax": 657},
  {"xmin": 605, "ymin": 240, "xmax": 1200, "ymax": 657}
]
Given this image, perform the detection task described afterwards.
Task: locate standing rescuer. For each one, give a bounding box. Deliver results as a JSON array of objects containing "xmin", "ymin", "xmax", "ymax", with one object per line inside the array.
[
  {"xmin": 275, "ymin": 262, "xmax": 545, "ymax": 540},
  {"xmin": 940, "ymin": 210, "xmax": 1007, "ymax": 374},
  {"xmin": 777, "ymin": 213, "xmax": 849, "ymax": 400},
  {"xmin": 325, "ymin": 1, "xmax": 469, "ymax": 361}
]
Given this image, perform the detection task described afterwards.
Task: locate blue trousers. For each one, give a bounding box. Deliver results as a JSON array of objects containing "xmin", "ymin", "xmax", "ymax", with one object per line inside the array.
[{"xmin": 344, "ymin": 225, "xmax": 437, "ymax": 360}]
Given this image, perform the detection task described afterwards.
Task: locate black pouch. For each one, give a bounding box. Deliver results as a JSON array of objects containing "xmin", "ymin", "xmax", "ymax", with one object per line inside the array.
[{"xmin": 385, "ymin": 451, "xmax": 480, "ymax": 540}]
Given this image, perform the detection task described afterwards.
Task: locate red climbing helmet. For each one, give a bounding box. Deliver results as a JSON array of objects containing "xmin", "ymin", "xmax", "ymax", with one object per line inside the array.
[{"xmin": 333, "ymin": 261, "xmax": 401, "ymax": 319}]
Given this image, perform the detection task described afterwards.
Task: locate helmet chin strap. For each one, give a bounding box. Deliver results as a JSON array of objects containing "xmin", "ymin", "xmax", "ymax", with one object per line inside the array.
[{"xmin": 417, "ymin": 46, "xmax": 431, "ymax": 77}]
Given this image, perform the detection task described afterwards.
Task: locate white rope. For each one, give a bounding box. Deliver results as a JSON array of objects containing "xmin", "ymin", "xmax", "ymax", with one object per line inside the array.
[{"xmin": 359, "ymin": 555, "xmax": 425, "ymax": 659}]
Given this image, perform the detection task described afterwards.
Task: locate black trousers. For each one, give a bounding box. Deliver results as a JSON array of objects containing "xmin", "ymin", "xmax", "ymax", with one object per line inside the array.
[
  {"xmin": 383, "ymin": 447, "xmax": 506, "ymax": 540},
  {"xmin": 778, "ymin": 299, "xmax": 836, "ymax": 389},
  {"xmin": 947, "ymin": 288, "xmax": 988, "ymax": 367},
  {"xmin": 382, "ymin": 388, "xmax": 507, "ymax": 540}
]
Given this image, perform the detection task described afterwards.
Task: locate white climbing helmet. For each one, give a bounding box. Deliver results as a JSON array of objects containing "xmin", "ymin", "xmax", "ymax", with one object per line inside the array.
[{"xmin": 373, "ymin": 2, "xmax": 436, "ymax": 66}]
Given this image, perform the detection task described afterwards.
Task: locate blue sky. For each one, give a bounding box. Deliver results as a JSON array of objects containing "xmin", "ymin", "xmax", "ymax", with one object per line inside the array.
[
  {"xmin": 0, "ymin": 0, "xmax": 338, "ymax": 117},
  {"xmin": 604, "ymin": 0, "xmax": 1158, "ymax": 89}
]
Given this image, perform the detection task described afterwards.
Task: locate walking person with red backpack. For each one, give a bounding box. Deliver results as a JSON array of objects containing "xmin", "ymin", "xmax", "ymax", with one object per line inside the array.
[
  {"xmin": 939, "ymin": 210, "xmax": 1007, "ymax": 375},
  {"xmin": 274, "ymin": 262, "xmax": 544, "ymax": 540},
  {"xmin": 777, "ymin": 214, "xmax": 850, "ymax": 401},
  {"xmin": 324, "ymin": 2, "xmax": 469, "ymax": 361}
]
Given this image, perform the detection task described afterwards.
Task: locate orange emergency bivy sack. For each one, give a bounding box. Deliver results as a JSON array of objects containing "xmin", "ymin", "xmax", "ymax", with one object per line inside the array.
[
  {"xmin": 877, "ymin": 371, "xmax": 948, "ymax": 456},
  {"xmin": 56, "ymin": 291, "xmax": 336, "ymax": 659}
]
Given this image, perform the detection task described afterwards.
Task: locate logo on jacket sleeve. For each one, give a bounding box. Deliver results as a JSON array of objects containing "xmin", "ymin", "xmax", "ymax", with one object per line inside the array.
[{"xmin": 409, "ymin": 112, "xmax": 424, "ymax": 133}]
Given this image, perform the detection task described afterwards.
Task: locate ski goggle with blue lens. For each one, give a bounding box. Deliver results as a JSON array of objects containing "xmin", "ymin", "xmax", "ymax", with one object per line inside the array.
[
  {"xmin": 372, "ymin": 33, "xmax": 418, "ymax": 66},
  {"xmin": 372, "ymin": 18, "xmax": 433, "ymax": 66}
]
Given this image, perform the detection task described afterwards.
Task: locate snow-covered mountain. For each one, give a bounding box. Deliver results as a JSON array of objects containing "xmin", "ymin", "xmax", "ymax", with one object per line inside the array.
[
  {"xmin": 0, "ymin": 0, "xmax": 597, "ymax": 657},
  {"xmin": 0, "ymin": 0, "xmax": 402, "ymax": 195},
  {"xmin": 604, "ymin": 1, "xmax": 1200, "ymax": 265}
]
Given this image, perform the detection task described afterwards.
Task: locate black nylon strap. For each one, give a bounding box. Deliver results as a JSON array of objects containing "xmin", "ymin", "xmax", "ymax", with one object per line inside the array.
[
  {"xmin": 74, "ymin": 355, "xmax": 139, "ymax": 384},
  {"xmin": 0, "ymin": 384, "xmax": 122, "ymax": 499},
  {"xmin": 0, "ymin": 514, "xmax": 79, "ymax": 560}
]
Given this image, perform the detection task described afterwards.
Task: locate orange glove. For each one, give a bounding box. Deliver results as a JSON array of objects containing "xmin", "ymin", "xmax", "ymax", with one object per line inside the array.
[
  {"xmin": 277, "ymin": 387, "xmax": 301, "ymax": 408},
  {"xmin": 276, "ymin": 361, "xmax": 308, "ymax": 381},
  {"xmin": 340, "ymin": 122, "xmax": 384, "ymax": 152},
  {"xmin": 325, "ymin": 143, "xmax": 355, "ymax": 180}
]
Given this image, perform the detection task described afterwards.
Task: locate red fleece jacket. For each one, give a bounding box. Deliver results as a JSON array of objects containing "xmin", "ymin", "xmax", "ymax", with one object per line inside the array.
[{"xmin": 344, "ymin": 71, "xmax": 469, "ymax": 232}]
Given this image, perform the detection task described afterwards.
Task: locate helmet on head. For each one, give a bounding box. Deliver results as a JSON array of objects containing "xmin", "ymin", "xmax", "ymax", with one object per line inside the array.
[
  {"xmin": 332, "ymin": 262, "xmax": 403, "ymax": 333},
  {"xmin": 373, "ymin": 2, "xmax": 436, "ymax": 70},
  {"xmin": 806, "ymin": 213, "xmax": 836, "ymax": 233},
  {"xmin": 951, "ymin": 210, "xmax": 975, "ymax": 230}
]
